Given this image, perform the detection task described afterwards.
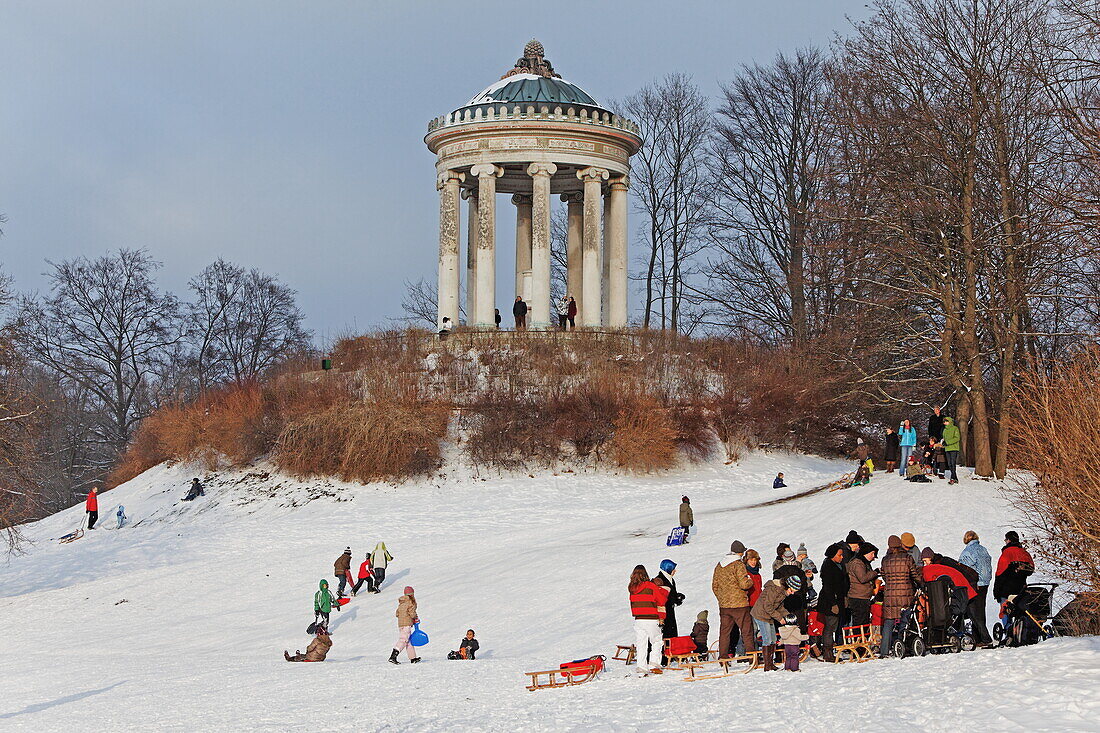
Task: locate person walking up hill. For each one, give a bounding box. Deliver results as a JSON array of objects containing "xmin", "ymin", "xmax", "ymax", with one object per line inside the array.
[
  {"xmin": 371, "ymin": 542, "xmax": 394, "ymax": 592},
  {"xmin": 85, "ymin": 486, "xmax": 99, "ymax": 530},
  {"xmin": 678, "ymin": 496, "xmax": 693, "ymax": 542},
  {"xmin": 390, "ymin": 587, "xmax": 421, "ymax": 665},
  {"xmin": 314, "ymin": 579, "xmax": 339, "ymax": 626},
  {"xmin": 334, "ymin": 548, "xmax": 352, "ymax": 597}
]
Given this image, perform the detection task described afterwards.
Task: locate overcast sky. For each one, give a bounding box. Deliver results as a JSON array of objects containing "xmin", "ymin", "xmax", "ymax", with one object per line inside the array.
[{"xmin": 0, "ymin": 0, "xmax": 871, "ymax": 345}]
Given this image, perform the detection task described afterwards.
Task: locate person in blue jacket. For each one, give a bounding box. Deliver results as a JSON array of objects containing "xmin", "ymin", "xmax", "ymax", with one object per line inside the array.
[
  {"xmin": 959, "ymin": 530, "xmax": 993, "ymax": 646},
  {"xmin": 899, "ymin": 419, "xmax": 918, "ymax": 472},
  {"xmin": 773, "ymin": 473, "xmax": 787, "ymax": 489}
]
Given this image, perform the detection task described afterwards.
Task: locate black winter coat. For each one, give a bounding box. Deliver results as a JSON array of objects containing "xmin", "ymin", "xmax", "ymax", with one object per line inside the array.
[
  {"xmin": 513, "ymin": 301, "xmax": 528, "ymax": 317},
  {"xmin": 928, "ymin": 413, "xmax": 945, "ymax": 441},
  {"xmin": 933, "ymin": 553, "xmax": 979, "ymax": 590},
  {"xmin": 884, "ymin": 432, "xmax": 900, "ymax": 462},
  {"xmin": 818, "ymin": 559, "xmax": 850, "ymax": 616}
]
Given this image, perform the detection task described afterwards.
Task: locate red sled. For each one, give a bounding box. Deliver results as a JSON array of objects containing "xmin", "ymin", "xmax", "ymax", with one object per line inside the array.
[
  {"xmin": 559, "ymin": 655, "xmax": 605, "ymax": 678},
  {"xmin": 667, "ymin": 636, "xmax": 696, "ymax": 656},
  {"xmin": 337, "ymin": 597, "xmax": 351, "ymax": 606}
]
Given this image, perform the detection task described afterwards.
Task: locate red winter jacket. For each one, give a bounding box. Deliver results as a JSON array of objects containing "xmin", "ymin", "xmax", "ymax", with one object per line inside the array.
[
  {"xmin": 357, "ymin": 560, "xmax": 373, "ymax": 580},
  {"xmin": 748, "ymin": 571, "xmax": 763, "ymax": 606},
  {"xmin": 996, "ymin": 545, "xmax": 1033, "ymax": 577},
  {"xmin": 922, "ymin": 564, "xmax": 977, "ymax": 600},
  {"xmin": 86, "ymin": 492, "xmax": 98, "ymax": 512},
  {"xmin": 629, "ymin": 580, "xmax": 669, "ymax": 621}
]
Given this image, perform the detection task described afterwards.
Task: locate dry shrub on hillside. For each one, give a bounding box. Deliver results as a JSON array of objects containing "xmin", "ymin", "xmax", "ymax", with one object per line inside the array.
[
  {"xmin": 275, "ymin": 400, "xmax": 448, "ymax": 483},
  {"xmin": 464, "ymin": 395, "xmax": 562, "ymax": 470},
  {"xmin": 1007, "ymin": 350, "xmax": 1100, "ymax": 606},
  {"xmin": 610, "ymin": 397, "xmax": 678, "ymax": 472},
  {"xmin": 670, "ymin": 405, "xmax": 715, "ymax": 461},
  {"xmin": 549, "ymin": 376, "xmax": 625, "ymax": 459}
]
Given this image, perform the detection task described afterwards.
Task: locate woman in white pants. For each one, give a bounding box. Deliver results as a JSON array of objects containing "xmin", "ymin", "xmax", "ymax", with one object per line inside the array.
[{"xmin": 628, "ymin": 564, "xmax": 668, "ymax": 674}]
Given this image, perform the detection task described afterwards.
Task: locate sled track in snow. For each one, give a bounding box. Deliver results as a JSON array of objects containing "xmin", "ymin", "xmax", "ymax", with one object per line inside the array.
[{"xmin": 710, "ymin": 479, "xmax": 848, "ymax": 515}]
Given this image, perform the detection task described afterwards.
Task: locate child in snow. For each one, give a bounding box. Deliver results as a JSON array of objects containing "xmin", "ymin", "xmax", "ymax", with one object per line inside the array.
[
  {"xmin": 285, "ymin": 625, "xmax": 332, "ymax": 662},
  {"xmin": 182, "ymin": 478, "xmax": 204, "ymax": 501},
  {"xmin": 778, "ymin": 614, "xmax": 808, "ymax": 671},
  {"xmin": 371, "ymin": 542, "xmax": 393, "ymax": 592},
  {"xmin": 773, "ymin": 473, "xmax": 787, "ymax": 489},
  {"xmin": 679, "ymin": 496, "xmax": 693, "ymax": 543},
  {"xmin": 448, "ymin": 629, "xmax": 480, "ymax": 659},
  {"xmin": 352, "ymin": 553, "xmax": 374, "ymax": 596},
  {"xmin": 690, "ymin": 610, "xmax": 709, "ymax": 654},
  {"xmin": 905, "ymin": 456, "xmax": 931, "ymax": 482},
  {"xmin": 115, "ymin": 505, "xmax": 127, "ymax": 529},
  {"xmin": 389, "ymin": 586, "xmax": 420, "ymax": 665},
  {"xmin": 314, "ymin": 579, "xmax": 339, "ymax": 626}
]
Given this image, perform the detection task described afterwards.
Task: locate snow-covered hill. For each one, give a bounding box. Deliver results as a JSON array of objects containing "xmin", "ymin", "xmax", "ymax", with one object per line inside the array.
[{"xmin": 2, "ymin": 453, "xmax": 1098, "ymax": 732}]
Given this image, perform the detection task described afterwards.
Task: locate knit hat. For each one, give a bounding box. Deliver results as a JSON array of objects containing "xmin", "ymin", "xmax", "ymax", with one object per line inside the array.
[
  {"xmin": 783, "ymin": 614, "xmax": 798, "ymax": 625},
  {"xmin": 783, "ymin": 549, "xmax": 796, "ymax": 561},
  {"xmin": 796, "ymin": 543, "xmax": 808, "ymax": 557},
  {"xmin": 825, "ymin": 542, "xmax": 845, "ymax": 559},
  {"xmin": 344, "ymin": 547, "xmax": 351, "ymax": 554},
  {"xmin": 801, "ymin": 559, "xmax": 818, "ymax": 574},
  {"xmin": 860, "ymin": 542, "xmax": 879, "ymax": 557},
  {"xmin": 857, "ymin": 438, "xmax": 865, "ymax": 445},
  {"xmin": 920, "ymin": 547, "xmax": 935, "ymax": 560},
  {"xmin": 900, "ymin": 532, "xmax": 916, "ymax": 548},
  {"xmin": 888, "ymin": 535, "xmax": 902, "ymax": 549},
  {"xmin": 845, "ymin": 530, "xmax": 864, "ymax": 545},
  {"xmin": 682, "ymin": 496, "xmax": 690, "ymax": 503},
  {"xmin": 660, "ymin": 559, "xmax": 677, "ymax": 573},
  {"xmin": 730, "ymin": 540, "xmax": 746, "ymax": 554},
  {"xmin": 784, "ymin": 575, "xmax": 803, "ymax": 590},
  {"xmin": 403, "ymin": 586, "xmax": 414, "ymax": 595},
  {"xmin": 697, "ymin": 610, "xmax": 708, "ymax": 622},
  {"xmin": 1005, "ymin": 530, "xmax": 1020, "ymax": 544}
]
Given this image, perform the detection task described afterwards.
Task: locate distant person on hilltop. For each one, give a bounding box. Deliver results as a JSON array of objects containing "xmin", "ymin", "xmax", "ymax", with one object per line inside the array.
[
  {"xmin": 513, "ymin": 296, "xmax": 528, "ymax": 330},
  {"xmin": 773, "ymin": 473, "xmax": 787, "ymax": 489},
  {"xmin": 556, "ymin": 295, "xmax": 570, "ymax": 330},
  {"xmin": 438, "ymin": 317, "xmax": 453, "ymax": 339},
  {"xmin": 567, "ymin": 296, "xmax": 577, "ymax": 329},
  {"xmin": 85, "ymin": 486, "xmax": 99, "ymax": 529},
  {"xmin": 371, "ymin": 542, "xmax": 394, "ymax": 591},
  {"xmin": 678, "ymin": 496, "xmax": 693, "ymax": 542},
  {"xmin": 182, "ymin": 478, "xmax": 204, "ymax": 501},
  {"xmin": 494, "ymin": 308, "xmax": 501, "ymax": 329}
]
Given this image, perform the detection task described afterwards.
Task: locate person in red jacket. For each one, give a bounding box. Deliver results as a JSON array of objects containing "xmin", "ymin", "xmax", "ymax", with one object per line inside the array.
[
  {"xmin": 993, "ymin": 531, "xmax": 1034, "ymax": 603},
  {"xmin": 85, "ymin": 486, "xmax": 99, "ymax": 530},
  {"xmin": 352, "ymin": 554, "xmax": 374, "ymax": 596},
  {"xmin": 919, "ymin": 547, "xmax": 977, "ymax": 600},
  {"xmin": 629, "ymin": 564, "xmax": 668, "ymax": 674}
]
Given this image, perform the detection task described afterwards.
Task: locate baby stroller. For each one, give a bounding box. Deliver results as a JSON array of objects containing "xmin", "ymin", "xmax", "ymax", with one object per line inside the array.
[
  {"xmin": 994, "ymin": 583, "xmax": 1058, "ymax": 647},
  {"xmin": 891, "ymin": 577, "xmax": 975, "ymax": 658}
]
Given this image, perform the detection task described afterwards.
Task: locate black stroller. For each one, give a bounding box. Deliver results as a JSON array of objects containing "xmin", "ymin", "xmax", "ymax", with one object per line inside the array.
[
  {"xmin": 892, "ymin": 577, "xmax": 976, "ymax": 658},
  {"xmin": 994, "ymin": 583, "xmax": 1059, "ymax": 647}
]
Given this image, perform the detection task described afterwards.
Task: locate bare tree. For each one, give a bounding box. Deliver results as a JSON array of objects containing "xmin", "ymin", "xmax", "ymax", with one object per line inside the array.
[
  {"xmin": 399, "ymin": 278, "xmax": 441, "ymax": 328},
  {"xmin": 620, "ymin": 74, "xmax": 711, "ymax": 331},
  {"xmin": 17, "ymin": 249, "xmax": 182, "ymax": 460}
]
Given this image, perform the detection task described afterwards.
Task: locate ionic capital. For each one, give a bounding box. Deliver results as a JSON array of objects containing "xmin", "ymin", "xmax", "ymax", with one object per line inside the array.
[
  {"xmin": 609, "ymin": 175, "xmax": 630, "ymax": 192},
  {"xmin": 511, "ymin": 193, "xmax": 533, "ymax": 206},
  {"xmin": 559, "ymin": 192, "xmax": 584, "ymax": 204},
  {"xmin": 576, "ymin": 166, "xmax": 609, "ymax": 183},
  {"xmin": 527, "ymin": 162, "xmax": 558, "ymax": 178},
  {"xmin": 437, "ymin": 169, "xmax": 465, "ymax": 190},
  {"xmin": 470, "ymin": 163, "xmax": 504, "ymax": 178},
  {"xmin": 461, "ymin": 187, "xmax": 477, "ymax": 201}
]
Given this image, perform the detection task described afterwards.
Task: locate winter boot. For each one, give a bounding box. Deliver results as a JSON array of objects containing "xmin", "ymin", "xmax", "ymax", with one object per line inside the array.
[
  {"xmin": 284, "ymin": 650, "xmax": 292, "ymax": 661},
  {"xmin": 410, "ymin": 657, "xmax": 421, "ymax": 664},
  {"xmin": 763, "ymin": 645, "xmax": 777, "ymax": 671},
  {"xmin": 388, "ymin": 649, "xmax": 400, "ymax": 665}
]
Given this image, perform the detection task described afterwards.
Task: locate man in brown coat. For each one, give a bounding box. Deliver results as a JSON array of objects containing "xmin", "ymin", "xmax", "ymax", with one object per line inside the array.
[
  {"xmin": 712, "ymin": 540, "xmax": 756, "ymax": 658},
  {"xmin": 334, "ymin": 547, "xmax": 352, "ymax": 597},
  {"xmin": 846, "ymin": 542, "xmax": 879, "ymax": 625},
  {"xmin": 880, "ymin": 535, "xmax": 922, "ymax": 657},
  {"xmin": 285, "ymin": 627, "xmax": 333, "ymax": 662}
]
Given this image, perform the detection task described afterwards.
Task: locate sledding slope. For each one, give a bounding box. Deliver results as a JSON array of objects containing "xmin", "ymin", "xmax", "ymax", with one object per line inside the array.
[{"xmin": 1, "ymin": 453, "xmax": 1099, "ymax": 732}]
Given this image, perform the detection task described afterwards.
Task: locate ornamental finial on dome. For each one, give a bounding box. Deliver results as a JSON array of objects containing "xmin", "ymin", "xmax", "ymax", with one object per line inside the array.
[{"xmin": 502, "ymin": 39, "xmax": 560, "ymax": 80}]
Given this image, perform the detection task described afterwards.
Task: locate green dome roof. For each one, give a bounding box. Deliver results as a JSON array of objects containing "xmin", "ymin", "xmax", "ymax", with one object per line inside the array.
[{"xmin": 465, "ymin": 74, "xmax": 600, "ymax": 108}]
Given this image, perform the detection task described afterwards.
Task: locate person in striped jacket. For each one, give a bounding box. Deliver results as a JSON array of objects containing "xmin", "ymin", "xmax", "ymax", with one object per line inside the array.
[{"xmin": 629, "ymin": 564, "xmax": 669, "ymax": 674}]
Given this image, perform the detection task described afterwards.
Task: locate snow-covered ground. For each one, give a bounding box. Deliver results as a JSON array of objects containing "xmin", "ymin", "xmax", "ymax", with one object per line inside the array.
[{"xmin": 2, "ymin": 452, "xmax": 1098, "ymax": 732}]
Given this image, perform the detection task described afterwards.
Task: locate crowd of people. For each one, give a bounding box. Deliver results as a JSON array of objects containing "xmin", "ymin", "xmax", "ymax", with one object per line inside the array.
[
  {"xmin": 846, "ymin": 407, "xmax": 965, "ymax": 487},
  {"xmin": 627, "ymin": 527, "xmax": 1037, "ymax": 675},
  {"xmin": 437, "ymin": 294, "xmax": 582, "ymax": 337}
]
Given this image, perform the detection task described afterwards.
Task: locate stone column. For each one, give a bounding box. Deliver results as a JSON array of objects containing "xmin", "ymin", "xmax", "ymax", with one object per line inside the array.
[
  {"xmin": 577, "ymin": 166, "xmax": 609, "ymax": 327},
  {"xmin": 602, "ymin": 191, "xmax": 612, "ymax": 322},
  {"xmin": 608, "ymin": 175, "xmax": 630, "ymax": 328},
  {"xmin": 561, "ymin": 192, "xmax": 584, "ymax": 314},
  {"xmin": 512, "ymin": 194, "xmax": 533, "ymax": 299},
  {"xmin": 436, "ymin": 169, "xmax": 464, "ymax": 327},
  {"xmin": 462, "ymin": 188, "xmax": 478, "ymax": 324},
  {"xmin": 470, "ymin": 163, "xmax": 503, "ymax": 328},
  {"xmin": 527, "ymin": 162, "xmax": 557, "ymax": 329}
]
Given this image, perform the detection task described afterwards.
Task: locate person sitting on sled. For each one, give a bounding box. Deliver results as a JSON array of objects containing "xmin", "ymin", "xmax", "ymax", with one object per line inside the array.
[
  {"xmin": 285, "ymin": 624, "xmax": 332, "ymax": 662},
  {"xmin": 448, "ymin": 629, "xmax": 480, "ymax": 659},
  {"xmin": 773, "ymin": 473, "xmax": 787, "ymax": 489},
  {"xmin": 182, "ymin": 478, "xmax": 204, "ymax": 501}
]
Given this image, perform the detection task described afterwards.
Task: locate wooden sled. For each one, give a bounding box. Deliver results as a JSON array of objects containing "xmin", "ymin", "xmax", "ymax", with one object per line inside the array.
[
  {"xmin": 59, "ymin": 529, "xmax": 84, "ymax": 544},
  {"xmin": 827, "ymin": 473, "xmax": 856, "ymax": 492},
  {"xmin": 831, "ymin": 624, "xmax": 877, "ymax": 663},
  {"xmin": 612, "ymin": 644, "xmax": 636, "ymax": 664},
  {"xmin": 525, "ymin": 665, "xmax": 599, "ymax": 691},
  {"xmin": 682, "ymin": 651, "xmax": 761, "ymax": 681}
]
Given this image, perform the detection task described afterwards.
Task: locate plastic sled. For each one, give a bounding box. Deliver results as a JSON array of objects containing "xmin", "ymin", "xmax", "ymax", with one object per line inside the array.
[
  {"xmin": 667, "ymin": 527, "xmax": 686, "ymax": 546},
  {"xmin": 410, "ymin": 623, "xmax": 429, "ymax": 646}
]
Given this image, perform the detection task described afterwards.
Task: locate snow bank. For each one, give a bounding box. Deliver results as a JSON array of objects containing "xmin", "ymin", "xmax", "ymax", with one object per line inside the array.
[{"xmin": 1, "ymin": 453, "xmax": 1097, "ymax": 732}]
